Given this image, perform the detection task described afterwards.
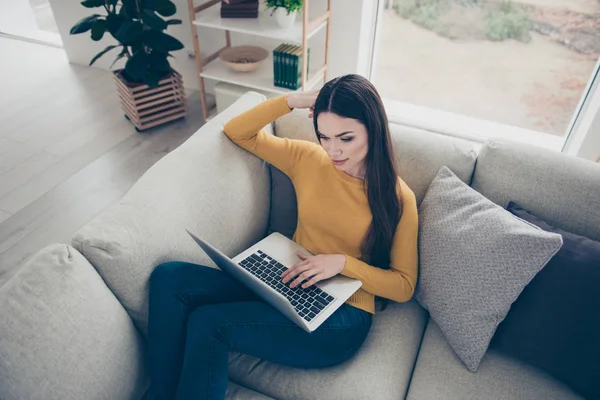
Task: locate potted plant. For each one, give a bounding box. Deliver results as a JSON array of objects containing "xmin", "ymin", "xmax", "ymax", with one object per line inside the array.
[
  {"xmin": 70, "ymin": 0, "xmax": 187, "ymax": 132},
  {"xmin": 265, "ymin": 0, "xmax": 303, "ymax": 29}
]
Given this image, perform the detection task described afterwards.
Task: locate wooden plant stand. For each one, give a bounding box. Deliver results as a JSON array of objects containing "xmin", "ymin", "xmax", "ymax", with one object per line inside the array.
[{"xmin": 114, "ymin": 69, "xmax": 187, "ymax": 132}]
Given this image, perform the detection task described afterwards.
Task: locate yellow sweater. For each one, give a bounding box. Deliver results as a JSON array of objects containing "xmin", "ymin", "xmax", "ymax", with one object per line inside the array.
[{"xmin": 223, "ymin": 95, "xmax": 419, "ymax": 314}]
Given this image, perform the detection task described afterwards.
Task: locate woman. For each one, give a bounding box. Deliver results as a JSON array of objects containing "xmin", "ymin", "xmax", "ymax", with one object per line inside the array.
[{"xmin": 146, "ymin": 74, "xmax": 419, "ymax": 400}]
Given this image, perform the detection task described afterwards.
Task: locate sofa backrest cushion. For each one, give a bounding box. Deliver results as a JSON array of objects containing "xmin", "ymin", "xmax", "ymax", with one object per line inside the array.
[
  {"xmin": 0, "ymin": 244, "xmax": 147, "ymax": 400},
  {"xmin": 269, "ymin": 109, "xmax": 478, "ymax": 237},
  {"xmin": 472, "ymin": 140, "xmax": 600, "ymax": 241},
  {"xmin": 72, "ymin": 91, "xmax": 273, "ymax": 335}
]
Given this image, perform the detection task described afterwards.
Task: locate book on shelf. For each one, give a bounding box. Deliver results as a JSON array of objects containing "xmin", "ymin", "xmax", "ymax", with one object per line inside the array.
[
  {"xmin": 273, "ymin": 44, "xmax": 310, "ymax": 90},
  {"xmin": 220, "ymin": 0, "xmax": 258, "ymax": 18},
  {"xmin": 221, "ymin": 0, "xmax": 258, "ymax": 9},
  {"xmin": 220, "ymin": 10, "xmax": 258, "ymax": 17},
  {"xmin": 222, "ymin": 0, "xmax": 257, "ymax": 4}
]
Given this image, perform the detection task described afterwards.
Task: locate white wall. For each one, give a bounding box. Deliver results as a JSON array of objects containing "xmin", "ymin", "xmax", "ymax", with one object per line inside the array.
[{"xmin": 48, "ymin": 0, "xmax": 374, "ymax": 93}]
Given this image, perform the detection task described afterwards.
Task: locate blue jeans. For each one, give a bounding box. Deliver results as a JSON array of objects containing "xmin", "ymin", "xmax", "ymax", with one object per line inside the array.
[{"xmin": 146, "ymin": 261, "xmax": 372, "ymax": 400}]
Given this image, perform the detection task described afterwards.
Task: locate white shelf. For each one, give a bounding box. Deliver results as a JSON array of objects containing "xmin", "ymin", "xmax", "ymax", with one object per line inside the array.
[
  {"xmin": 193, "ymin": 4, "xmax": 327, "ymax": 44},
  {"xmin": 200, "ymin": 53, "xmax": 324, "ymax": 95}
]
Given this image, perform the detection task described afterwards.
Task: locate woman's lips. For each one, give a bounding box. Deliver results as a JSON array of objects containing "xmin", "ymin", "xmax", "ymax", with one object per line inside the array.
[{"xmin": 332, "ymin": 159, "xmax": 348, "ymax": 166}]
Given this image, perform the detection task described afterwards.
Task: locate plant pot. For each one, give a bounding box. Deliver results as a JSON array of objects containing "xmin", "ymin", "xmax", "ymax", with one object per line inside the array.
[
  {"xmin": 113, "ymin": 69, "xmax": 187, "ymax": 132},
  {"xmin": 273, "ymin": 7, "xmax": 296, "ymax": 29}
]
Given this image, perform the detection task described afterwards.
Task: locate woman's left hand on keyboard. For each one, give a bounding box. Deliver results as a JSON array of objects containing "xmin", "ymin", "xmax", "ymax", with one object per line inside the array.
[{"xmin": 281, "ymin": 253, "xmax": 346, "ymax": 289}]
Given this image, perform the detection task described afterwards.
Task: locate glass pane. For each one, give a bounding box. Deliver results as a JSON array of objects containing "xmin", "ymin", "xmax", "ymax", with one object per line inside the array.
[{"xmin": 372, "ymin": 0, "xmax": 600, "ymax": 137}]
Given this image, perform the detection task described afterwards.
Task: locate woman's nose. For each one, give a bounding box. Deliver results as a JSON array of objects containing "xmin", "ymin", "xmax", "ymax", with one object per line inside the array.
[{"xmin": 328, "ymin": 142, "xmax": 341, "ymax": 156}]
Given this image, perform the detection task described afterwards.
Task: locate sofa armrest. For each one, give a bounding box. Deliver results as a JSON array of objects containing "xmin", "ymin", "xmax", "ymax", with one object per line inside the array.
[
  {"xmin": 0, "ymin": 244, "xmax": 147, "ymax": 400},
  {"xmin": 72, "ymin": 91, "xmax": 273, "ymax": 334},
  {"xmin": 126, "ymin": 90, "xmax": 273, "ymax": 241}
]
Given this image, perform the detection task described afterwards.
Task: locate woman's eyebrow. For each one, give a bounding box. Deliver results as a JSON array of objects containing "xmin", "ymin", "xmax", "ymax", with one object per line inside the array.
[{"xmin": 318, "ymin": 131, "xmax": 354, "ymax": 138}]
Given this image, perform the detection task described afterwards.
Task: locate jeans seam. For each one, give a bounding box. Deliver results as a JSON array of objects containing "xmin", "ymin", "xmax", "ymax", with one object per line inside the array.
[{"xmin": 207, "ymin": 337, "xmax": 214, "ymax": 400}]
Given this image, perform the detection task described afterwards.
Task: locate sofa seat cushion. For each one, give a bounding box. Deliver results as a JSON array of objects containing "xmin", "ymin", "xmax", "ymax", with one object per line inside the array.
[
  {"xmin": 228, "ymin": 300, "xmax": 427, "ymax": 400},
  {"xmin": 406, "ymin": 320, "xmax": 583, "ymax": 400},
  {"xmin": 226, "ymin": 381, "xmax": 276, "ymax": 399},
  {"xmin": 0, "ymin": 244, "xmax": 147, "ymax": 400}
]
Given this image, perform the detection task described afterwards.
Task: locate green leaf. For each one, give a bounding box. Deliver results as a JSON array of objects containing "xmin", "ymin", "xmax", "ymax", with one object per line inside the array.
[
  {"xmin": 89, "ymin": 44, "xmax": 118, "ymax": 66},
  {"xmin": 143, "ymin": 30, "xmax": 183, "ymax": 52},
  {"xmin": 106, "ymin": 13, "xmax": 122, "ymax": 35},
  {"xmin": 125, "ymin": 50, "xmax": 149, "ymax": 81},
  {"xmin": 81, "ymin": 0, "xmax": 106, "ymax": 8},
  {"xmin": 121, "ymin": 0, "xmax": 138, "ymax": 19},
  {"xmin": 142, "ymin": 0, "xmax": 158, "ymax": 11},
  {"xmin": 91, "ymin": 19, "xmax": 107, "ymax": 41},
  {"xmin": 141, "ymin": 9, "xmax": 167, "ymax": 30},
  {"xmin": 155, "ymin": 0, "xmax": 176, "ymax": 17},
  {"xmin": 110, "ymin": 48, "xmax": 129, "ymax": 69},
  {"xmin": 148, "ymin": 50, "xmax": 170, "ymax": 73},
  {"xmin": 70, "ymin": 14, "xmax": 102, "ymax": 34},
  {"xmin": 166, "ymin": 19, "xmax": 181, "ymax": 25},
  {"xmin": 115, "ymin": 20, "xmax": 143, "ymax": 45},
  {"xmin": 144, "ymin": 69, "xmax": 160, "ymax": 88}
]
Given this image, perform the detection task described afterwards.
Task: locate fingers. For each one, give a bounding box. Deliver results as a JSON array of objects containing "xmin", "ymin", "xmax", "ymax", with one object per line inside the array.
[
  {"xmin": 281, "ymin": 261, "xmax": 310, "ymax": 283},
  {"xmin": 281, "ymin": 252, "xmax": 309, "ymax": 279},
  {"xmin": 281, "ymin": 259, "xmax": 309, "ymax": 279},
  {"xmin": 301, "ymin": 273, "xmax": 323, "ymax": 289},
  {"xmin": 289, "ymin": 268, "xmax": 320, "ymax": 289}
]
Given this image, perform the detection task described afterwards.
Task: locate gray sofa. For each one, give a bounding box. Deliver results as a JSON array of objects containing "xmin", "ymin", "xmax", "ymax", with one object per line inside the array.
[{"xmin": 1, "ymin": 91, "xmax": 598, "ymax": 400}]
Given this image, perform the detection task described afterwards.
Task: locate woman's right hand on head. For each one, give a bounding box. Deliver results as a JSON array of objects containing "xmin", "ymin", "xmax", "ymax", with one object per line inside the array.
[{"xmin": 286, "ymin": 89, "xmax": 319, "ymax": 118}]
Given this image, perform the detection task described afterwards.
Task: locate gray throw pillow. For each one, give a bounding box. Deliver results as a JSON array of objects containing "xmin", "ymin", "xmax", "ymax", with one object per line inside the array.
[{"xmin": 415, "ymin": 166, "xmax": 563, "ymax": 372}]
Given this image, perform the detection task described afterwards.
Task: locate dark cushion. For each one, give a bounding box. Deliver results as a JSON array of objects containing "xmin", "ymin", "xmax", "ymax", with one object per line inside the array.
[
  {"xmin": 267, "ymin": 165, "xmax": 297, "ymax": 239},
  {"xmin": 491, "ymin": 201, "xmax": 600, "ymax": 400}
]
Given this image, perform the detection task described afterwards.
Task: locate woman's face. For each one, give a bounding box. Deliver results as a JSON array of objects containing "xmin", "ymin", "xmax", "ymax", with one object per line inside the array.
[{"xmin": 316, "ymin": 112, "xmax": 369, "ymax": 178}]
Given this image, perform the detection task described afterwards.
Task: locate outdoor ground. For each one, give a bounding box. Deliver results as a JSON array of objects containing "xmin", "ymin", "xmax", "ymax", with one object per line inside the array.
[{"xmin": 373, "ymin": 0, "xmax": 600, "ymax": 136}]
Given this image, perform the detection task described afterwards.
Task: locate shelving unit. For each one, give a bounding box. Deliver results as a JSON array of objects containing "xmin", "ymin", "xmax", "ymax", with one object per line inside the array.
[{"xmin": 185, "ymin": 0, "xmax": 332, "ymax": 123}]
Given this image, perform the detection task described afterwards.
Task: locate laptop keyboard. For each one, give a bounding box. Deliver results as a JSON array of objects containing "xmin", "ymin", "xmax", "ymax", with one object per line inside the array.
[{"xmin": 239, "ymin": 250, "xmax": 336, "ymax": 322}]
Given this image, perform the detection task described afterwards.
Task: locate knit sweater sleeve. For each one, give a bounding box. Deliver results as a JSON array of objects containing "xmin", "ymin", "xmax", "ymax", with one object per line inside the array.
[
  {"xmin": 223, "ymin": 94, "xmax": 317, "ymax": 178},
  {"xmin": 340, "ymin": 182, "xmax": 419, "ymax": 303}
]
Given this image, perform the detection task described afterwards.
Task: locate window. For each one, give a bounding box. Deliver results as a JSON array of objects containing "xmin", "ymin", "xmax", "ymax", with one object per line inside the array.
[{"xmin": 371, "ymin": 0, "xmax": 600, "ymax": 147}]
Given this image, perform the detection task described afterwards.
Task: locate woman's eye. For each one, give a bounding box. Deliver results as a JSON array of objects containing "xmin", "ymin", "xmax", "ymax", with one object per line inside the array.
[
  {"xmin": 341, "ymin": 137, "xmax": 354, "ymax": 142},
  {"xmin": 318, "ymin": 135, "xmax": 329, "ymax": 141}
]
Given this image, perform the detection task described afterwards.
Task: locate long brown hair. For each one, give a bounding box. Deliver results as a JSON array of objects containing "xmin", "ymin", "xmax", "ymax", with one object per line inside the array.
[{"xmin": 312, "ymin": 74, "xmax": 403, "ymax": 273}]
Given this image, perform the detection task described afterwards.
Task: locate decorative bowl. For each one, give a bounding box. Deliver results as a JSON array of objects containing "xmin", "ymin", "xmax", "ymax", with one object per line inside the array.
[{"xmin": 219, "ymin": 46, "xmax": 268, "ymax": 73}]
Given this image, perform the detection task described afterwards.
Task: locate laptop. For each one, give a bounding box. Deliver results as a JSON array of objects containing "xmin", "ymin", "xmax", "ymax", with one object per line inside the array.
[{"xmin": 186, "ymin": 230, "xmax": 363, "ymax": 333}]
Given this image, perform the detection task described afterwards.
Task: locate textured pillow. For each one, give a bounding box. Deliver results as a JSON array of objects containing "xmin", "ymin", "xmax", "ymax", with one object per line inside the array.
[
  {"xmin": 491, "ymin": 202, "xmax": 600, "ymax": 399},
  {"xmin": 415, "ymin": 166, "xmax": 563, "ymax": 372}
]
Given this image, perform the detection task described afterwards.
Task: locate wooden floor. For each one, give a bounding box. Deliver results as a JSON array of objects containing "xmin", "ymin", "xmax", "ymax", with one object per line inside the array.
[{"xmin": 0, "ymin": 37, "xmax": 214, "ymax": 284}]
